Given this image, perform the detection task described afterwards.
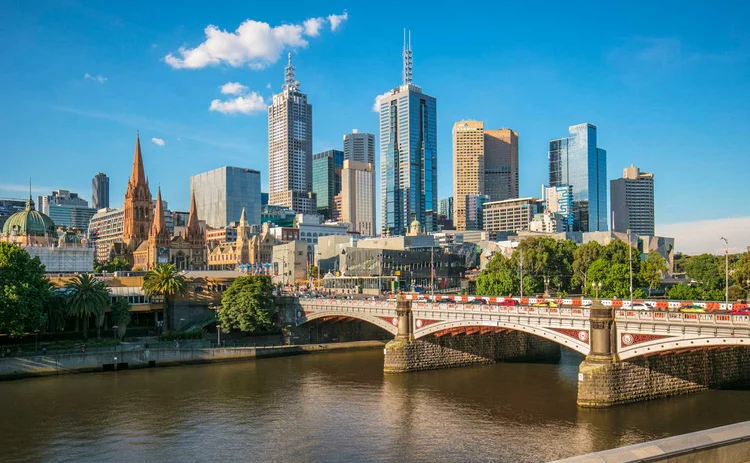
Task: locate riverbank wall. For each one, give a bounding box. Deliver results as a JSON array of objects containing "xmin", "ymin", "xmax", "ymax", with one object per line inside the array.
[{"xmin": 0, "ymin": 340, "xmax": 386, "ymax": 381}]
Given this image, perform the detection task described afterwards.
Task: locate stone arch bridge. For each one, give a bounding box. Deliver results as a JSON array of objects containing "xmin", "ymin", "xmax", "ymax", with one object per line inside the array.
[{"xmin": 283, "ymin": 297, "xmax": 750, "ymax": 407}]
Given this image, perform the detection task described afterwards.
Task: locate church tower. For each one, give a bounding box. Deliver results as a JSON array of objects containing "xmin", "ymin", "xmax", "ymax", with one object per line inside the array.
[
  {"xmin": 183, "ymin": 191, "xmax": 204, "ymax": 247},
  {"xmin": 149, "ymin": 187, "xmax": 171, "ymax": 250},
  {"xmin": 122, "ymin": 132, "xmax": 153, "ymax": 254}
]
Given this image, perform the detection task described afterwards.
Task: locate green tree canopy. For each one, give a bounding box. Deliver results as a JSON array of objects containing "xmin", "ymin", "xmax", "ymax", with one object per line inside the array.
[
  {"xmin": 640, "ymin": 252, "xmax": 668, "ymax": 296},
  {"xmin": 218, "ymin": 276, "xmax": 276, "ymax": 334},
  {"xmin": 65, "ymin": 274, "xmax": 110, "ymax": 339},
  {"xmin": 685, "ymin": 254, "xmax": 723, "ymax": 291},
  {"xmin": 572, "ymin": 241, "xmax": 603, "ymax": 289},
  {"xmin": 142, "ymin": 263, "xmax": 187, "ymax": 332},
  {"xmin": 667, "ymin": 283, "xmax": 701, "ymax": 301},
  {"xmin": 110, "ymin": 297, "xmax": 132, "ymax": 340},
  {"xmin": 0, "ymin": 243, "xmax": 51, "ymax": 336}
]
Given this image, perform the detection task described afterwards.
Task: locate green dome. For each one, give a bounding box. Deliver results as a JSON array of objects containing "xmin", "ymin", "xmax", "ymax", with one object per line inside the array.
[
  {"xmin": 60, "ymin": 230, "xmax": 81, "ymax": 244},
  {"xmin": 2, "ymin": 198, "xmax": 56, "ymax": 237}
]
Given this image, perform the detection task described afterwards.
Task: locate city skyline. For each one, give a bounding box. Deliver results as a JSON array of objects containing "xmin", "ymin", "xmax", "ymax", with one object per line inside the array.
[{"xmin": 2, "ymin": 2, "xmax": 750, "ymax": 253}]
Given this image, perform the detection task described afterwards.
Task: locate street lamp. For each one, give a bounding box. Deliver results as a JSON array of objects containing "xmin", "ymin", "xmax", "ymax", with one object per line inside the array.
[
  {"xmin": 721, "ymin": 237, "xmax": 729, "ymax": 309},
  {"xmin": 179, "ymin": 317, "xmax": 185, "ymax": 331},
  {"xmin": 34, "ymin": 329, "xmax": 39, "ymax": 352},
  {"xmin": 112, "ymin": 325, "xmax": 119, "ymax": 342},
  {"xmin": 216, "ymin": 324, "xmax": 221, "ymax": 347},
  {"xmin": 592, "ymin": 281, "xmax": 603, "ymax": 300}
]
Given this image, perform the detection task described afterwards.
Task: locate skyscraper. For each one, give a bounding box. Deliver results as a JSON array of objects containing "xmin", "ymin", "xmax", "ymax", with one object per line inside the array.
[
  {"xmin": 92, "ymin": 173, "xmax": 109, "ymax": 210},
  {"xmin": 453, "ymin": 121, "xmax": 485, "ymax": 230},
  {"xmin": 268, "ymin": 53, "xmax": 315, "ymax": 214},
  {"xmin": 379, "ymin": 32, "xmax": 437, "ymax": 235},
  {"xmin": 190, "ymin": 166, "xmax": 261, "ymax": 228},
  {"xmin": 438, "ymin": 197, "xmax": 453, "ymax": 221},
  {"xmin": 343, "ymin": 129, "xmax": 375, "ymax": 164},
  {"xmin": 549, "ymin": 123, "xmax": 607, "ymax": 232},
  {"xmin": 545, "ymin": 185, "xmax": 574, "ymax": 231},
  {"xmin": 485, "ymin": 128, "xmax": 519, "ymax": 202},
  {"xmin": 341, "ymin": 160, "xmax": 376, "ymax": 236},
  {"xmin": 312, "ymin": 150, "xmax": 344, "ymax": 219},
  {"xmin": 610, "ymin": 165, "xmax": 655, "ymax": 235}
]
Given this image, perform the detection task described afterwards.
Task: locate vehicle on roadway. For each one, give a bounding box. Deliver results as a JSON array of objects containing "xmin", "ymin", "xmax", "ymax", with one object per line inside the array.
[
  {"xmin": 497, "ymin": 299, "xmax": 519, "ymax": 306},
  {"xmin": 631, "ymin": 303, "xmax": 652, "ymax": 310},
  {"xmin": 532, "ymin": 301, "xmax": 558, "ymax": 308},
  {"xmin": 679, "ymin": 305, "xmax": 706, "ymax": 313}
]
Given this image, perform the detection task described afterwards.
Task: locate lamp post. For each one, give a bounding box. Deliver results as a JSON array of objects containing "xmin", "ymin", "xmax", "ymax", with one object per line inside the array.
[
  {"xmin": 519, "ymin": 249, "xmax": 524, "ymax": 299},
  {"xmin": 179, "ymin": 318, "xmax": 185, "ymax": 331},
  {"xmin": 592, "ymin": 281, "xmax": 603, "ymax": 300},
  {"xmin": 34, "ymin": 329, "xmax": 39, "ymax": 352},
  {"xmin": 112, "ymin": 325, "xmax": 119, "ymax": 342},
  {"xmin": 721, "ymin": 237, "xmax": 729, "ymax": 309},
  {"xmin": 316, "ymin": 251, "xmax": 321, "ymax": 291},
  {"xmin": 627, "ymin": 229, "xmax": 633, "ymax": 306},
  {"xmin": 216, "ymin": 324, "xmax": 221, "ymax": 347}
]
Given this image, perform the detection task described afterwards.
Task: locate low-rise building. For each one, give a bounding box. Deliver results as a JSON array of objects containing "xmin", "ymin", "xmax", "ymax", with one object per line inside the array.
[
  {"xmin": 483, "ymin": 197, "xmax": 543, "ymax": 234},
  {"xmin": 272, "ymin": 240, "xmax": 308, "ymax": 285}
]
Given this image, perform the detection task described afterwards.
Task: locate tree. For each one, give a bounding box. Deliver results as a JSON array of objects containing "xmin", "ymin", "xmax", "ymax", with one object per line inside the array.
[
  {"xmin": 65, "ymin": 274, "xmax": 110, "ymax": 340},
  {"xmin": 94, "ymin": 257, "xmax": 132, "ymax": 274},
  {"xmin": 110, "ymin": 298, "xmax": 132, "ymax": 340},
  {"xmin": 573, "ymin": 241, "xmax": 603, "ymax": 290},
  {"xmin": 732, "ymin": 251, "xmax": 750, "ymax": 296},
  {"xmin": 218, "ymin": 276, "xmax": 276, "ymax": 333},
  {"xmin": 0, "ymin": 243, "xmax": 51, "ymax": 336},
  {"xmin": 685, "ymin": 254, "xmax": 722, "ymax": 292},
  {"xmin": 476, "ymin": 254, "xmax": 518, "ymax": 296},
  {"xmin": 46, "ymin": 286, "xmax": 69, "ymax": 333},
  {"xmin": 586, "ymin": 259, "xmax": 632, "ymax": 299},
  {"xmin": 667, "ymin": 283, "xmax": 700, "ymax": 300},
  {"xmin": 640, "ymin": 252, "xmax": 668, "ymax": 296},
  {"xmin": 142, "ymin": 263, "xmax": 187, "ymax": 332}
]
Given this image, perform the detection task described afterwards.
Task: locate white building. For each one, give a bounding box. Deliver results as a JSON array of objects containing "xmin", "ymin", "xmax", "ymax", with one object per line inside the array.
[
  {"xmin": 87, "ymin": 207, "xmax": 124, "ymax": 262},
  {"xmin": 343, "ymin": 129, "xmax": 375, "ymax": 164},
  {"xmin": 268, "ymin": 54, "xmax": 315, "ymax": 214},
  {"xmin": 341, "ymin": 160, "xmax": 375, "ymax": 236}
]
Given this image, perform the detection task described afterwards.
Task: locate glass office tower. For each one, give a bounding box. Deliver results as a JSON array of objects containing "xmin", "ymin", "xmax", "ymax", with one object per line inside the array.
[
  {"xmin": 312, "ymin": 150, "xmax": 344, "ymax": 220},
  {"xmin": 549, "ymin": 123, "xmax": 607, "ymax": 232},
  {"xmin": 190, "ymin": 166, "xmax": 261, "ymax": 228},
  {"xmin": 379, "ymin": 32, "xmax": 438, "ymax": 235}
]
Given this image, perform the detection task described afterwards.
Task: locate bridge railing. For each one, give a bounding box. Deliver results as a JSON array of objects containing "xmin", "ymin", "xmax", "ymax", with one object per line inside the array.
[{"xmin": 615, "ymin": 310, "xmax": 750, "ymax": 326}]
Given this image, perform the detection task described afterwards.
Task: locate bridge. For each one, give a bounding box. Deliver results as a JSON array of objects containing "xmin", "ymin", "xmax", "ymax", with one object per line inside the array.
[{"xmin": 282, "ymin": 297, "xmax": 750, "ymax": 408}]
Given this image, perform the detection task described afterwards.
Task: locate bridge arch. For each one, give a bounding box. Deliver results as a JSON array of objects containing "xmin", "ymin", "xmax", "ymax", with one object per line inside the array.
[
  {"xmin": 296, "ymin": 309, "xmax": 399, "ymax": 337},
  {"xmin": 414, "ymin": 319, "xmax": 591, "ymax": 356},
  {"xmin": 617, "ymin": 336, "xmax": 750, "ymax": 360}
]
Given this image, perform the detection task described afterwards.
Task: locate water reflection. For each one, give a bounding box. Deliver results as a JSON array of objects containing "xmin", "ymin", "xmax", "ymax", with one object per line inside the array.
[{"xmin": 1, "ymin": 349, "xmax": 749, "ymax": 462}]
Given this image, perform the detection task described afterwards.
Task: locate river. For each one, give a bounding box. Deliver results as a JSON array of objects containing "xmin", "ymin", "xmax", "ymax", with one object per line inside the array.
[{"xmin": 2, "ymin": 349, "xmax": 749, "ymax": 462}]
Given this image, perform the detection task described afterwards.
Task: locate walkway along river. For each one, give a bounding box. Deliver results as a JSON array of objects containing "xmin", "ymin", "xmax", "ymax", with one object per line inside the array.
[{"xmin": 2, "ymin": 349, "xmax": 750, "ymax": 462}]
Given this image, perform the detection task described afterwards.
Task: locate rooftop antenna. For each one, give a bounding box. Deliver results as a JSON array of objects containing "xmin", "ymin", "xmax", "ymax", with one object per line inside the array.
[
  {"xmin": 402, "ymin": 29, "xmax": 413, "ymax": 85},
  {"xmin": 284, "ymin": 53, "xmax": 298, "ymax": 91}
]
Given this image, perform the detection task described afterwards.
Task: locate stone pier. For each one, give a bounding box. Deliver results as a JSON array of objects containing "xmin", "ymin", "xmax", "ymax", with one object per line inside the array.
[
  {"xmin": 383, "ymin": 299, "xmax": 561, "ymax": 373},
  {"xmin": 577, "ymin": 301, "xmax": 750, "ymax": 407}
]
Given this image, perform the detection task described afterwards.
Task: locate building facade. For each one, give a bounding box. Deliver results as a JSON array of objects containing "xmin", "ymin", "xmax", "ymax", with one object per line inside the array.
[
  {"xmin": 92, "ymin": 173, "xmax": 110, "ymax": 210},
  {"xmin": 343, "ymin": 129, "xmax": 375, "ymax": 164},
  {"xmin": 453, "ymin": 120, "xmax": 485, "ymax": 231},
  {"xmin": 39, "ymin": 190, "xmax": 88, "ymax": 215},
  {"xmin": 312, "ymin": 150, "xmax": 344, "ymax": 219},
  {"xmin": 47, "ymin": 205, "xmax": 97, "ymax": 232},
  {"xmin": 87, "ymin": 207, "xmax": 124, "ymax": 262},
  {"xmin": 438, "ymin": 197, "xmax": 454, "ymax": 221},
  {"xmin": 190, "ymin": 166, "xmax": 261, "ymax": 228},
  {"xmin": 208, "ymin": 212, "xmax": 280, "ymax": 271},
  {"xmin": 272, "ymin": 240, "xmax": 308, "ymax": 285},
  {"xmin": 122, "ymin": 133, "xmax": 153, "ymax": 259},
  {"xmin": 483, "ymin": 197, "xmax": 543, "ymax": 234},
  {"xmin": 465, "ymin": 194, "xmax": 490, "ymax": 231},
  {"xmin": 545, "ymin": 185, "xmax": 574, "ymax": 231},
  {"xmin": 268, "ymin": 54, "xmax": 315, "ymax": 214},
  {"xmin": 341, "ymin": 160, "xmax": 375, "ymax": 236},
  {"xmin": 549, "ymin": 123, "xmax": 607, "ymax": 232},
  {"xmin": 379, "ymin": 34, "xmax": 437, "ymax": 235},
  {"xmin": 484, "ymin": 128, "xmax": 519, "ymax": 202},
  {"xmin": 610, "ymin": 165, "xmax": 655, "ymax": 235}
]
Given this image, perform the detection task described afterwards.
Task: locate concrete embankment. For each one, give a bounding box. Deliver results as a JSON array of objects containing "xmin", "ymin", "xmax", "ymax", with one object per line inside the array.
[
  {"xmin": 551, "ymin": 420, "xmax": 750, "ymax": 463},
  {"xmin": 0, "ymin": 340, "xmax": 386, "ymax": 381}
]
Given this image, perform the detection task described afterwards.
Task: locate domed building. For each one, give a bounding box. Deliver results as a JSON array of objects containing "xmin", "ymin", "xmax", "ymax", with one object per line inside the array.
[{"xmin": 1, "ymin": 195, "xmax": 56, "ymax": 246}]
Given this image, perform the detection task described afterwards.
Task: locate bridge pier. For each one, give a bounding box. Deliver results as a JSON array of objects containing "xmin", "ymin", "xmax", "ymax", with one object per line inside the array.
[
  {"xmin": 384, "ymin": 300, "xmax": 561, "ymax": 373},
  {"xmin": 577, "ymin": 301, "xmax": 750, "ymax": 408}
]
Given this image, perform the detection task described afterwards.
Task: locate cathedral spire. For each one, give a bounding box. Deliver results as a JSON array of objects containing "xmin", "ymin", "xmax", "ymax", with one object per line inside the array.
[
  {"xmin": 152, "ymin": 187, "xmax": 167, "ymax": 235},
  {"xmin": 186, "ymin": 190, "xmax": 200, "ymax": 233},
  {"xmin": 130, "ymin": 132, "xmax": 147, "ymax": 186}
]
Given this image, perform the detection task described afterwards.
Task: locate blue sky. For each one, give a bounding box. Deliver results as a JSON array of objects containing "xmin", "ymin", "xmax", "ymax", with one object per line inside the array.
[{"xmin": 1, "ymin": 1, "xmax": 749, "ymax": 252}]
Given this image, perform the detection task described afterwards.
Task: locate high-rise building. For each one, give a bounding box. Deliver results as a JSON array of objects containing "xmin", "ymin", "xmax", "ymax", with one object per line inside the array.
[
  {"xmin": 485, "ymin": 128, "xmax": 519, "ymax": 202},
  {"xmin": 545, "ymin": 185, "xmax": 574, "ymax": 231},
  {"xmin": 190, "ymin": 166, "xmax": 261, "ymax": 228},
  {"xmin": 465, "ymin": 194, "xmax": 490, "ymax": 231},
  {"xmin": 483, "ymin": 197, "xmax": 544, "ymax": 234},
  {"xmin": 87, "ymin": 207, "xmax": 124, "ymax": 262},
  {"xmin": 549, "ymin": 123, "xmax": 607, "ymax": 232},
  {"xmin": 341, "ymin": 160, "xmax": 376, "ymax": 236},
  {"xmin": 379, "ymin": 32, "xmax": 437, "ymax": 235},
  {"xmin": 47, "ymin": 205, "xmax": 97, "ymax": 232},
  {"xmin": 92, "ymin": 173, "xmax": 109, "ymax": 210},
  {"xmin": 39, "ymin": 189, "xmax": 89, "ymax": 215},
  {"xmin": 312, "ymin": 150, "xmax": 344, "ymax": 219},
  {"xmin": 343, "ymin": 129, "xmax": 375, "ymax": 164},
  {"xmin": 268, "ymin": 54, "xmax": 315, "ymax": 214},
  {"xmin": 438, "ymin": 197, "xmax": 453, "ymax": 221},
  {"xmin": 453, "ymin": 121, "xmax": 484, "ymax": 231},
  {"xmin": 610, "ymin": 165, "xmax": 655, "ymax": 235}
]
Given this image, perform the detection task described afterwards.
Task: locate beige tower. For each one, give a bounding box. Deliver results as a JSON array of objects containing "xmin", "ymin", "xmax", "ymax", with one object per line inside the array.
[
  {"xmin": 341, "ymin": 160, "xmax": 375, "ymax": 236},
  {"xmin": 452, "ymin": 120, "xmax": 485, "ymax": 231},
  {"xmin": 484, "ymin": 128, "xmax": 519, "ymax": 202}
]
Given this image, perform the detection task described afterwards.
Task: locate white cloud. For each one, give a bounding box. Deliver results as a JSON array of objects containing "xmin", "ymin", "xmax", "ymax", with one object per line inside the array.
[
  {"xmin": 328, "ymin": 11, "xmax": 348, "ymax": 31},
  {"xmin": 84, "ymin": 73, "xmax": 107, "ymax": 83},
  {"xmin": 151, "ymin": 137, "xmax": 165, "ymax": 146},
  {"xmin": 657, "ymin": 217, "xmax": 750, "ymax": 255},
  {"xmin": 304, "ymin": 17, "xmax": 325, "ymax": 37},
  {"xmin": 220, "ymin": 82, "xmax": 248, "ymax": 95},
  {"xmin": 209, "ymin": 92, "xmax": 267, "ymax": 115},
  {"xmin": 164, "ymin": 11, "xmax": 348, "ymax": 70},
  {"xmin": 266, "ymin": 82, "xmax": 272, "ymax": 89},
  {"xmin": 373, "ymin": 91, "xmax": 391, "ymax": 112}
]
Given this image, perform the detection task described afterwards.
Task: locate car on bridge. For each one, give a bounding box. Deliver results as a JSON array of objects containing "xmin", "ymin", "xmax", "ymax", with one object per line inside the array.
[
  {"xmin": 631, "ymin": 303, "xmax": 652, "ymax": 310},
  {"xmin": 532, "ymin": 301, "xmax": 558, "ymax": 308},
  {"xmin": 679, "ymin": 305, "xmax": 706, "ymax": 313},
  {"xmin": 497, "ymin": 299, "xmax": 519, "ymax": 306}
]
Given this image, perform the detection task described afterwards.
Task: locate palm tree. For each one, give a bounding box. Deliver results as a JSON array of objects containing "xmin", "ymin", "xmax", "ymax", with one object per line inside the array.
[
  {"xmin": 65, "ymin": 274, "xmax": 109, "ymax": 340},
  {"xmin": 110, "ymin": 298, "xmax": 132, "ymax": 340},
  {"xmin": 142, "ymin": 263, "xmax": 187, "ymax": 332}
]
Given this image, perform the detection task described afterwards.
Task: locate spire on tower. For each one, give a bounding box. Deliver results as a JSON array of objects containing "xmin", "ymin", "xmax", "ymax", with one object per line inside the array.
[
  {"xmin": 283, "ymin": 53, "xmax": 298, "ymax": 91},
  {"xmin": 130, "ymin": 132, "xmax": 147, "ymax": 186},
  {"xmin": 186, "ymin": 190, "xmax": 200, "ymax": 232},
  {"xmin": 152, "ymin": 187, "xmax": 166, "ymax": 234},
  {"xmin": 402, "ymin": 29, "xmax": 413, "ymax": 85}
]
